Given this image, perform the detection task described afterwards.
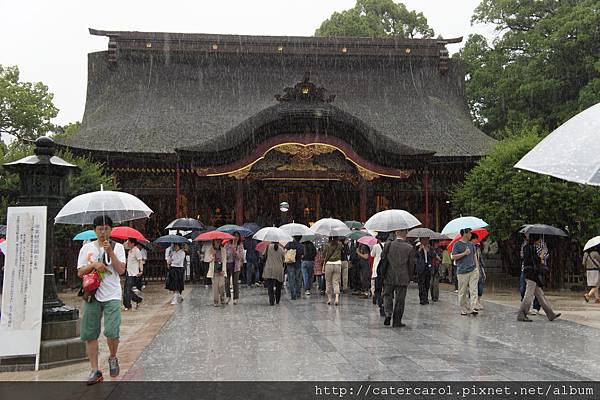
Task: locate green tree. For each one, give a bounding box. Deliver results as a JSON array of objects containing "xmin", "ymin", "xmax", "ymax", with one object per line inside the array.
[
  {"xmin": 315, "ymin": 0, "xmax": 434, "ymax": 38},
  {"xmin": 451, "ymin": 132, "xmax": 600, "ymax": 287},
  {"xmin": 456, "ymin": 0, "xmax": 600, "ymax": 137},
  {"xmin": 0, "ymin": 65, "xmax": 58, "ymax": 142}
]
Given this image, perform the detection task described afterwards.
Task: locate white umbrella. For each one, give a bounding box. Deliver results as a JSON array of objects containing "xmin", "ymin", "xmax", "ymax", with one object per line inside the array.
[
  {"xmin": 55, "ymin": 188, "xmax": 153, "ymax": 225},
  {"xmin": 364, "ymin": 209, "xmax": 421, "ymax": 232},
  {"xmin": 584, "ymin": 236, "xmax": 600, "ymax": 252},
  {"xmin": 515, "ymin": 102, "xmax": 600, "ymax": 185},
  {"xmin": 310, "ymin": 218, "xmax": 351, "ymax": 237},
  {"xmin": 253, "ymin": 227, "xmax": 293, "ymax": 243},
  {"xmin": 279, "ymin": 222, "xmax": 313, "ymax": 237}
]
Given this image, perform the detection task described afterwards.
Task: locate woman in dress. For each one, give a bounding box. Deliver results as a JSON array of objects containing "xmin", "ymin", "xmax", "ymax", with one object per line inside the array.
[
  {"xmin": 262, "ymin": 242, "xmax": 285, "ymax": 305},
  {"xmin": 583, "ymin": 244, "xmax": 600, "ymax": 303},
  {"xmin": 207, "ymin": 239, "xmax": 228, "ymax": 306},
  {"xmin": 165, "ymin": 243, "xmax": 186, "ymax": 305}
]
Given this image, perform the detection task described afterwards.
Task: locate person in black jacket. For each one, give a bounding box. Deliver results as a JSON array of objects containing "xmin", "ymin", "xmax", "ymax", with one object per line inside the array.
[{"xmin": 518, "ymin": 234, "xmax": 561, "ymax": 322}]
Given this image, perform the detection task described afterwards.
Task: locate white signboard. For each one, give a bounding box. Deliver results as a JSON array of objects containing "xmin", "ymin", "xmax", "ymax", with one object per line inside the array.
[{"xmin": 0, "ymin": 206, "xmax": 47, "ymax": 370}]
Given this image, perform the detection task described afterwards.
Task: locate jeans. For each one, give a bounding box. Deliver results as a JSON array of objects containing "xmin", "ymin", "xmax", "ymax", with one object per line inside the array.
[
  {"xmin": 245, "ymin": 261, "xmax": 256, "ymax": 286},
  {"xmin": 225, "ymin": 269, "xmax": 240, "ymax": 300},
  {"xmin": 520, "ymin": 270, "xmax": 540, "ymax": 310},
  {"xmin": 301, "ymin": 261, "xmax": 314, "ymax": 291},
  {"xmin": 255, "ymin": 260, "xmax": 263, "ymax": 283},
  {"xmin": 286, "ymin": 262, "xmax": 302, "ymax": 299},
  {"xmin": 316, "ymin": 275, "xmax": 325, "ymax": 292},
  {"xmin": 123, "ymin": 275, "xmax": 142, "ymax": 309}
]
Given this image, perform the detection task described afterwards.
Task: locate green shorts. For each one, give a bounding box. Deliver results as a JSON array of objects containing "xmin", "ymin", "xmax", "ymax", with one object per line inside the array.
[{"xmin": 80, "ymin": 297, "xmax": 121, "ymax": 341}]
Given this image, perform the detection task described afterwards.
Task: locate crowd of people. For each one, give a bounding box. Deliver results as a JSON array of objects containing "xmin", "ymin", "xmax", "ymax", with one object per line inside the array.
[{"xmin": 68, "ymin": 216, "xmax": 591, "ymax": 385}]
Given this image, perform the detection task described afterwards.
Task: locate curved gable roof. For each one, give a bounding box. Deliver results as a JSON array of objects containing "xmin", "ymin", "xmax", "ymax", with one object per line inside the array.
[{"xmin": 58, "ymin": 29, "xmax": 495, "ymax": 159}]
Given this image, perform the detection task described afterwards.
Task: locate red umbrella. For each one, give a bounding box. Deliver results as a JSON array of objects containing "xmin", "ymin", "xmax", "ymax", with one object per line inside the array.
[
  {"xmin": 256, "ymin": 241, "xmax": 270, "ymax": 253},
  {"xmin": 110, "ymin": 226, "xmax": 147, "ymax": 241},
  {"xmin": 447, "ymin": 228, "xmax": 489, "ymax": 251},
  {"xmin": 194, "ymin": 231, "xmax": 234, "ymax": 241}
]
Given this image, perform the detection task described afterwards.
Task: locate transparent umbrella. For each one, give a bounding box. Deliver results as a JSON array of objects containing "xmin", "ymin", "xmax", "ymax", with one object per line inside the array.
[
  {"xmin": 253, "ymin": 227, "xmax": 293, "ymax": 243},
  {"xmin": 310, "ymin": 218, "xmax": 351, "ymax": 237},
  {"xmin": 55, "ymin": 187, "xmax": 153, "ymax": 225},
  {"xmin": 280, "ymin": 222, "xmax": 313, "ymax": 237},
  {"xmin": 515, "ymin": 102, "xmax": 600, "ymax": 185},
  {"xmin": 364, "ymin": 209, "xmax": 420, "ymax": 232}
]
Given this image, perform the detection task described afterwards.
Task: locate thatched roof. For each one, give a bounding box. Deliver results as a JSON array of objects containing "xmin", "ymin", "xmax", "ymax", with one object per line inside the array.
[{"xmin": 58, "ymin": 29, "xmax": 495, "ymax": 162}]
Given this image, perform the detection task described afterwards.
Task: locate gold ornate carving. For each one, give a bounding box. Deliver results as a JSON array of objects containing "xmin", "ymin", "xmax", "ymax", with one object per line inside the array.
[
  {"xmin": 194, "ymin": 168, "xmax": 210, "ymax": 176},
  {"xmin": 277, "ymin": 159, "xmax": 327, "ymax": 172},
  {"xmin": 274, "ymin": 143, "xmax": 336, "ymax": 160},
  {"xmin": 227, "ymin": 165, "xmax": 252, "ymax": 180},
  {"xmin": 356, "ymin": 165, "xmax": 380, "ymax": 181}
]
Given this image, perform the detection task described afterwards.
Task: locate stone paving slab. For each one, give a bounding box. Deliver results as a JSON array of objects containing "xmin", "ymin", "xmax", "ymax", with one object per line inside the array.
[{"xmin": 125, "ymin": 284, "xmax": 598, "ymax": 381}]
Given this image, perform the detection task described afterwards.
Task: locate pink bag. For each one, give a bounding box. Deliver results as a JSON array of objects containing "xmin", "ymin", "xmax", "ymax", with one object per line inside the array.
[{"xmin": 82, "ymin": 270, "xmax": 101, "ymax": 293}]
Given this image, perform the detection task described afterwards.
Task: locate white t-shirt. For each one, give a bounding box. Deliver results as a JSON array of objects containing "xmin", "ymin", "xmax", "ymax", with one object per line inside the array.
[
  {"xmin": 370, "ymin": 242, "xmax": 384, "ymax": 278},
  {"xmin": 139, "ymin": 248, "xmax": 147, "ymax": 261},
  {"xmin": 127, "ymin": 246, "xmax": 143, "ymax": 276},
  {"xmin": 169, "ymin": 249, "xmax": 186, "ymax": 268},
  {"xmin": 165, "ymin": 246, "xmax": 172, "ymax": 261},
  {"xmin": 202, "ymin": 242, "xmax": 212, "ymax": 262},
  {"xmin": 78, "ymin": 241, "xmax": 126, "ymax": 302}
]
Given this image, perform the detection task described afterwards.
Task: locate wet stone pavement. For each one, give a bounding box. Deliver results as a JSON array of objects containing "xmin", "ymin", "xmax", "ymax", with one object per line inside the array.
[{"xmin": 124, "ymin": 285, "xmax": 600, "ymax": 381}]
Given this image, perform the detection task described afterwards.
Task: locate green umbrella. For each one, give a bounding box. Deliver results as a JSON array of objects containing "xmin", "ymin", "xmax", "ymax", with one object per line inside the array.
[
  {"xmin": 346, "ymin": 230, "xmax": 370, "ymax": 240},
  {"xmin": 344, "ymin": 220, "xmax": 363, "ymax": 229}
]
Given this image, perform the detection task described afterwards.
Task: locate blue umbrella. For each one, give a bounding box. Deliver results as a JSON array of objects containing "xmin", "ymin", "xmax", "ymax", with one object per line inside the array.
[
  {"xmin": 217, "ymin": 224, "xmax": 254, "ymax": 237},
  {"xmin": 441, "ymin": 216, "xmax": 488, "ymax": 236},
  {"xmin": 73, "ymin": 230, "xmax": 97, "ymax": 241}
]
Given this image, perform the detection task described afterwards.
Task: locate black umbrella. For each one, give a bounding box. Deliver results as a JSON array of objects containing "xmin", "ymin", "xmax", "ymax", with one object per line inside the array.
[
  {"xmin": 242, "ymin": 222, "xmax": 261, "ymax": 234},
  {"xmin": 138, "ymin": 240, "xmax": 156, "ymax": 252},
  {"xmin": 165, "ymin": 218, "xmax": 205, "ymax": 231},
  {"xmin": 519, "ymin": 224, "xmax": 567, "ymax": 237},
  {"xmin": 154, "ymin": 234, "xmax": 189, "ymax": 248}
]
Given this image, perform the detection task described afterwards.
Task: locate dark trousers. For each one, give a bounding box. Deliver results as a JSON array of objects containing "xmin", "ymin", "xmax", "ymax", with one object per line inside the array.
[
  {"xmin": 383, "ymin": 284, "xmax": 407, "ymax": 326},
  {"xmin": 123, "ymin": 275, "xmax": 142, "ymax": 309},
  {"xmin": 374, "ymin": 277, "xmax": 384, "ymax": 315},
  {"xmin": 266, "ymin": 278, "xmax": 282, "ymax": 305},
  {"xmin": 202, "ymin": 261, "xmax": 211, "ymax": 285},
  {"xmin": 430, "ymin": 270, "xmax": 440, "ymax": 302},
  {"xmin": 350, "ymin": 262, "xmax": 361, "ymax": 290},
  {"xmin": 452, "ymin": 265, "xmax": 458, "ymax": 290},
  {"xmin": 245, "ymin": 261, "xmax": 256, "ymax": 286},
  {"xmin": 360, "ymin": 262, "xmax": 371, "ymax": 293},
  {"xmin": 417, "ymin": 270, "xmax": 431, "ymax": 304},
  {"xmin": 225, "ymin": 269, "xmax": 240, "ymax": 300}
]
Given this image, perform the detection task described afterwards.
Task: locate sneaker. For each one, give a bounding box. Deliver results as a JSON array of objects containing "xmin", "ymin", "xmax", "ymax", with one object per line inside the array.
[
  {"xmin": 141, "ymin": 285, "xmax": 146, "ymax": 291},
  {"xmin": 86, "ymin": 370, "xmax": 103, "ymax": 385},
  {"xmin": 170, "ymin": 298, "xmax": 178, "ymax": 305},
  {"xmin": 108, "ymin": 357, "xmax": 120, "ymax": 377},
  {"xmin": 358, "ymin": 293, "xmax": 369, "ymax": 299},
  {"xmin": 213, "ymin": 303, "xmax": 221, "ymax": 307},
  {"xmin": 305, "ymin": 290, "xmax": 311, "ymax": 296},
  {"xmin": 531, "ymin": 309, "xmax": 538, "ymax": 315},
  {"xmin": 471, "ymin": 309, "xmax": 478, "ymax": 315},
  {"xmin": 233, "ymin": 300, "xmax": 238, "ymax": 305},
  {"xmin": 177, "ymin": 294, "xmax": 184, "ymax": 303},
  {"xmin": 121, "ymin": 307, "xmax": 130, "ymax": 311},
  {"xmin": 225, "ymin": 297, "xmax": 231, "ymax": 304},
  {"xmin": 454, "ymin": 290, "xmax": 459, "ymax": 293},
  {"xmin": 518, "ymin": 313, "xmax": 532, "ymax": 322},
  {"xmin": 384, "ymin": 317, "xmax": 391, "ymax": 326},
  {"xmin": 135, "ymin": 300, "xmax": 142, "ymax": 309},
  {"xmin": 460, "ymin": 311, "xmax": 468, "ymax": 316}
]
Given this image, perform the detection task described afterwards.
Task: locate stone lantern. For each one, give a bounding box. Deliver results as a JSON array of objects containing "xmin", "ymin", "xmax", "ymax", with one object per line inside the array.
[{"xmin": 2, "ymin": 136, "xmax": 85, "ymax": 370}]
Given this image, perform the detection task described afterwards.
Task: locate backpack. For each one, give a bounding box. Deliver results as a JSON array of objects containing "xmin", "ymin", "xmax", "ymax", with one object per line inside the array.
[{"xmin": 284, "ymin": 248, "xmax": 297, "ymax": 264}]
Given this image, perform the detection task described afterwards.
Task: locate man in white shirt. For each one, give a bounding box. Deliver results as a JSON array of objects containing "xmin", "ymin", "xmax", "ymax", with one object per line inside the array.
[
  {"xmin": 201, "ymin": 241, "xmax": 213, "ymax": 287},
  {"xmin": 123, "ymin": 238, "xmax": 143, "ymax": 310},
  {"xmin": 77, "ymin": 215, "xmax": 126, "ymax": 385}
]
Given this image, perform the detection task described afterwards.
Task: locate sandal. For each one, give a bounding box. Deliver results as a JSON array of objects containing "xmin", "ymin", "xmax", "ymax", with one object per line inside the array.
[
  {"xmin": 584, "ymin": 294, "xmax": 591, "ymax": 303},
  {"xmin": 595, "ymin": 299, "xmax": 600, "ymax": 304}
]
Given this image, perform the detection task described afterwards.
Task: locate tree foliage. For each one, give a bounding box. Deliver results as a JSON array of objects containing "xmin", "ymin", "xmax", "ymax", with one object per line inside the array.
[
  {"xmin": 315, "ymin": 0, "xmax": 434, "ymax": 38},
  {"xmin": 456, "ymin": 0, "xmax": 600, "ymax": 137},
  {"xmin": 452, "ymin": 133, "xmax": 600, "ymax": 247},
  {"xmin": 0, "ymin": 65, "xmax": 58, "ymax": 142}
]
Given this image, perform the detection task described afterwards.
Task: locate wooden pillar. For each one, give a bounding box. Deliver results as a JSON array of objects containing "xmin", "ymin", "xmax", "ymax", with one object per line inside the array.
[
  {"xmin": 424, "ymin": 168, "xmax": 430, "ymax": 228},
  {"xmin": 235, "ymin": 180, "xmax": 244, "ymax": 226},
  {"xmin": 435, "ymin": 197, "xmax": 440, "ymax": 232},
  {"xmin": 316, "ymin": 192, "xmax": 321, "ymax": 221},
  {"xmin": 175, "ymin": 164, "xmax": 181, "ymax": 218},
  {"xmin": 360, "ymin": 182, "xmax": 368, "ymax": 223}
]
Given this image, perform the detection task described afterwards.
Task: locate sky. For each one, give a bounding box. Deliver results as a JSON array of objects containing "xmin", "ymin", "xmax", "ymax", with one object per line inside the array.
[{"xmin": 0, "ymin": 0, "xmax": 495, "ymax": 126}]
